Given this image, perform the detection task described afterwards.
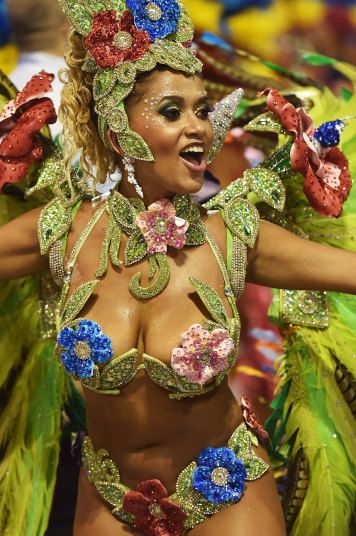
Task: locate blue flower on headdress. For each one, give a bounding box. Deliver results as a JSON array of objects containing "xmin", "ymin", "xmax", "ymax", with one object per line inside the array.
[
  {"xmin": 192, "ymin": 447, "xmax": 247, "ymax": 504},
  {"xmin": 57, "ymin": 320, "xmax": 113, "ymax": 378},
  {"xmin": 126, "ymin": 0, "xmax": 181, "ymax": 41}
]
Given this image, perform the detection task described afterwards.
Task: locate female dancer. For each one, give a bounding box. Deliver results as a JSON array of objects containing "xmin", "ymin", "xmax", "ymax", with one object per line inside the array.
[{"xmin": 0, "ymin": 1, "xmax": 355, "ymax": 534}]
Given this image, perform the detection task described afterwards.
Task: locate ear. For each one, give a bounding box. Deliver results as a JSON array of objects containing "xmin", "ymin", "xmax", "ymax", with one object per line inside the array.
[{"xmin": 107, "ymin": 129, "xmax": 124, "ymax": 156}]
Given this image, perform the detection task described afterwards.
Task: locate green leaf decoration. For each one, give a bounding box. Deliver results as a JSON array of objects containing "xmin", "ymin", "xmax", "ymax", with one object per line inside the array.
[
  {"xmin": 172, "ymin": 3, "xmax": 194, "ymax": 43},
  {"xmin": 262, "ymin": 142, "xmax": 293, "ymax": 173},
  {"xmin": 58, "ymin": 0, "xmax": 92, "ymax": 35},
  {"xmin": 280, "ymin": 289, "xmax": 329, "ymax": 328},
  {"xmin": 26, "ymin": 151, "xmax": 64, "ymax": 197},
  {"xmin": 95, "ymin": 482, "xmax": 128, "ymax": 508},
  {"xmin": 135, "ymin": 51, "xmax": 157, "ymax": 73},
  {"xmin": 82, "ymin": 55, "xmax": 98, "ymax": 73},
  {"xmin": 82, "ymin": 366, "xmax": 100, "ymax": 391},
  {"xmin": 244, "ymin": 111, "xmax": 285, "ymax": 134},
  {"xmin": 118, "ymin": 129, "xmax": 154, "ymax": 161},
  {"xmin": 61, "ymin": 280, "xmax": 99, "ymax": 325},
  {"xmin": 203, "ymin": 319, "xmax": 222, "ymax": 332},
  {"xmin": 189, "ymin": 277, "xmax": 229, "ymax": 328},
  {"xmin": 38, "ymin": 197, "xmax": 72, "ymax": 254},
  {"xmin": 244, "ymin": 167, "xmax": 286, "ymax": 211},
  {"xmin": 185, "ymin": 222, "xmax": 207, "ymax": 246},
  {"xmin": 112, "ymin": 507, "xmax": 135, "ymax": 525},
  {"xmin": 129, "ymin": 254, "xmax": 170, "ymax": 299},
  {"xmin": 302, "ymin": 52, "xmax": 336, "ymax": 67},
  {"xmin": 109, "ymin": 191, "xmax": 136, "ymax": 232},
  {"xmin": 176, "ymin": 462, "xmax": 196, "ymax": 499},
  {"xmin": 243, "ymin": 456, "xmax": 269, "ymax": 481},
  {"xmin": 116, "ymin": 62, "xmax": 137, "ymax": 84},
  {"xmin": 151, "ymin": 40, "xmax": 201, "ymax": 76},
  {"xmin": 224, "ymin": 198, "xmax": 260, "ymax": 249},
  {"xmin": 125, "ymin": 230, "xmax": 147, "ymax": 266},
  {"xmin": 100, "ymin": 350, "xmax": 138, "ymax": 390},
  {"xmin": 172, "ymin": 193, "xmax": 192, "ymax": 219},
  {"xmin": 143, "ymin": 355, "xmax": 179, "ymax": 390},
  {"xmin": 93, "ymin": 69, "xmax": 117, "ymax": 100},
  {"xmin": 109, "ymin": 227, "xmax": 122, "ymax": 267},
  {"xmin": 108, "ymin": 110, "xmax": 128, "ymax": 134},
  {"xmin": 96, "ymin": 220, "xmax": 113, "ymax": 277},
  {"xmin": 203, "ymin": 178, "xmax": 249, "ymax": 210}
]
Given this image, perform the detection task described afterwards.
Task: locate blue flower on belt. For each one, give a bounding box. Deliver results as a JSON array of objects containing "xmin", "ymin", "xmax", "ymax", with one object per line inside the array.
[
  {"xmin": 192, "ymin": 447, "xmax": 247, "ymax": 504},
  {"xmin": 57, "ymin": 320, "xmax": 113, "ymax": 378},
  {"xmin": 126, "ymin": 0, "xmax": 181, "ymax": 41}
]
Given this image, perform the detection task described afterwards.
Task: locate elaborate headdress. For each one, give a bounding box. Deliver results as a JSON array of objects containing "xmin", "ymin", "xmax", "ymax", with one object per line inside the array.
[{"xmin": 58, "ymin": 0, "xmax": 202, "ymax": 161}]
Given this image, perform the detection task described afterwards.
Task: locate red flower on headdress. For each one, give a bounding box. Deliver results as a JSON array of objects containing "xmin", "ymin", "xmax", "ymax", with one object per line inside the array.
[
  {"xmin": 240, "ymin": 396, "xmax": 270, "ymax": 443},
  {"xmin": 85, "ymin": 10, "xmax": 151, "ymax": 69},
  {"xmin": 259, "ymin": 87, "xmax": 351, "ymax": 217},
  {"xmin": 123, "ymin": 479, "xmax": 187, "ymax": 536},
  {"xmin": 0, "ymin": 70, "xmax": 57, "ymax": 192}
]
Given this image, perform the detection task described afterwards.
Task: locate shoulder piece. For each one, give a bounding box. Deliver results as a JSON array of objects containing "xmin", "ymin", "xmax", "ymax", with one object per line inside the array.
[
  {"xmin": 204, "ymin": 168, "xmax": 285, "ymax": 248},
  {"xmin": 38, "ymin": 197, "xmax": 72, "ymax": 255}
]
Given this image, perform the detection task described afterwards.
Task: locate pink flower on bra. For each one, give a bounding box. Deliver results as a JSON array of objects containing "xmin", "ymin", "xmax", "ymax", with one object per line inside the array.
[
  {"xmin": 136, "ymin": 199, "xmax": 189, "ymax": 255},
  {"xmin": 171, "ymin": 323, "xmax": 235, "ymax": 385}
]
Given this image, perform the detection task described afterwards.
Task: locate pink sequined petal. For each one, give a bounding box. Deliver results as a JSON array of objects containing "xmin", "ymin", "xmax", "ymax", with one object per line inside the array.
[{"xmin": 149, "ymin": 199, "xmax": 176, "ymax": 218}]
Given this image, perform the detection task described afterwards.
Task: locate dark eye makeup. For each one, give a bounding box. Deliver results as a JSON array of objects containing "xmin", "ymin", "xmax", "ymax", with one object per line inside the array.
[{"xmin": 158, "ymin": 102, "xmax": 214, "ymax": 122}]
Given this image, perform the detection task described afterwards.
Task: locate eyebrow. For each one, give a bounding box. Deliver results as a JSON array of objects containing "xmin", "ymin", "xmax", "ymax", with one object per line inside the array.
[{"xmin": 157, "ymin": 95, "xmax": 209, "ymax": 106}]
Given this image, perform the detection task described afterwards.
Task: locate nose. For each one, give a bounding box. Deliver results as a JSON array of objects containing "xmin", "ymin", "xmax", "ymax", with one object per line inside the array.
[{"xmin": 184, "ymin": 111, "xmax": 206, "ymax": 139}]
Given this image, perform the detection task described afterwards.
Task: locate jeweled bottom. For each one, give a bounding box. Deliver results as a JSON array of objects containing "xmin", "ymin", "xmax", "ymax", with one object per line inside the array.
[{"xmin": 82, "ymin": 422, "xmax": 268, "ymax": 535}]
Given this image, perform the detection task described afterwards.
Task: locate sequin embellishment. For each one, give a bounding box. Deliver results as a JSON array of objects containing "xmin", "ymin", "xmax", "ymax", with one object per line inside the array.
[
  {"xmin": 127, "ymin": 0, "xmax": 181, "ymax": 40},
  {"xmin": 57, "ymin": 320, "xmax": 113, "ymax": 378}
]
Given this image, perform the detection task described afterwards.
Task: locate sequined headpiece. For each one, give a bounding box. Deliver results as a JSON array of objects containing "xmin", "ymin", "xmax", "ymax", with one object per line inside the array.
[{"xmin": 59, "ymin": 0, "xmax": 202, "ymax": 161}]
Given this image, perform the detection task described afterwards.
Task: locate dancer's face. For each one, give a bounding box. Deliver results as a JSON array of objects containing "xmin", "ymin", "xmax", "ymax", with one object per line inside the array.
[{"xmin": 121, "ymin": 68, "xmax": 214, "ymax": 201}]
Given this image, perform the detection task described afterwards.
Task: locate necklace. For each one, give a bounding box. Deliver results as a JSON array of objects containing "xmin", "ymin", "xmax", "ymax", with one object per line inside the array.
[{"xmin": 96, "ymin": 192, "xmax": 207, "ymax": 300}]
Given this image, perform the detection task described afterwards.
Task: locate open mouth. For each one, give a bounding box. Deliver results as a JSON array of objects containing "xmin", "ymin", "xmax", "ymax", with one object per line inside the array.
[{"xmin": 180, "ymin": 145, "xmax": 207, "ymax": 173}]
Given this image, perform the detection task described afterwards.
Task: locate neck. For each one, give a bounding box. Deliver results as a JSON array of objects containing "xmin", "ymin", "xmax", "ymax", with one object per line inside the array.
[{"xmin": 118, "ymin": 169, "xmax": 176, "ymax": 207}]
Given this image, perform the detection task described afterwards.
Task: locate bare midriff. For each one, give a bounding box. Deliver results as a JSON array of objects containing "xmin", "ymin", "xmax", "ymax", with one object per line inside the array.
[{"xmin": 65, "ymin": 202, "xmax": 243, "ymax": 493}]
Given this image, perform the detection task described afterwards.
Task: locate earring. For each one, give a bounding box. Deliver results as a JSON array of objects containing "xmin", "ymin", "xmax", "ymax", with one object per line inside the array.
[{"xmin": 123, "ymin": 156, "xmax": 143, "ymax": 199}]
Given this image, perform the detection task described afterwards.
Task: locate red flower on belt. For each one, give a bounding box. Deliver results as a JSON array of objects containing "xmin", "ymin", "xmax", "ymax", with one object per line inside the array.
[
  {"xmin": 123, "ymin": 479, "xmax": 187, "ymax": 536},
  {"xmin": 259, "ymin": 87, "xmax": 351, "ymax": 217},
  {"xmin": 0, "ymin": 70, "xmax": 57, "ymax": 192}
]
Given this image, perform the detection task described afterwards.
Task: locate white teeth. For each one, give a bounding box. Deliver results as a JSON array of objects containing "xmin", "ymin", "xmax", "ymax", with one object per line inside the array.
[{"xmin": 182, "ymin": 146, "xmax": 204, "ymax": 153}]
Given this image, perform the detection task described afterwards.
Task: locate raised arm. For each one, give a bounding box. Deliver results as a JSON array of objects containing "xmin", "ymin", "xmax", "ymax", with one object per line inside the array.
[
  {"xmin": 0, "ymin": 207, "xmax": 48, "ymax": 280},
  {"xmin": 247, "ymin": 220, "xmax": 356, "ymax": 294}
]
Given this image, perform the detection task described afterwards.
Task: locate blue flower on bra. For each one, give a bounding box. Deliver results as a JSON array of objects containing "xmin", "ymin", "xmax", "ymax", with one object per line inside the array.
[
  {"xmin": 126, "ymin": 0, "xmax": 181, "ymax": 41},
  {"xmin": 192, "ymin": 447, "xmax": 246, "ymax": 504},
  {"xmin": 57, "ymin": 320, "xmax": 113, "ymax": 378}
]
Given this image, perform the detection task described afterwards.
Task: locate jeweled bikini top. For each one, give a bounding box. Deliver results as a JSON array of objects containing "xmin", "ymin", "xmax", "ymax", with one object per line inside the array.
[{"xmin": 39, "ymin": 173, "xmax": 285, "ymax": 399}]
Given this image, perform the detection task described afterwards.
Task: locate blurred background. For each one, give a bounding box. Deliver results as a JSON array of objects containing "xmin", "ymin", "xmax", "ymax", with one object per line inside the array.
[{"xmin": 0, "ymin": 2, "xmax": 355, "ymax": 533}]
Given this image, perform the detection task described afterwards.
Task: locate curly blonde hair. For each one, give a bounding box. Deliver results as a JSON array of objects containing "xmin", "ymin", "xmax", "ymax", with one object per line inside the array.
[{"xmin": 59, "ymin": 29, "xmax": 117, "ymax": 189}]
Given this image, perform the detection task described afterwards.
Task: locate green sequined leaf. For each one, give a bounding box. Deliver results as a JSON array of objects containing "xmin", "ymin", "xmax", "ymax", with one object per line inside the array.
[
  {"xmin": 176, "ymin": 462, "xmax": 196, "ymax": 498},
  {"xmin": 95, "ymin": 482, "xmax": 128, "ymax": 508},
  {"xmin": 109, "ymin": 191, "xmax": 136, "ymax": 232},
  {"xmin": 118, "ymin": 129, "xmax": 154, "ymax": 161},
  {"xmin": 224, "ymin": 198, "xmax": 260, "ymax": 249},
  {"xmin": 116, "ymin": 62, "xmax": 137, "ymax": 84},
  {"xmin": 38, "ymin": 197, "xmax": 72, "ymax": 255},
  {"xmin": 244, "ymin": 111, "xmax": 285, "ymax": 134},
  {"xmin": 82, "ymin": 366, "xmax": 100, "ymax": 391},
  {"xmin": 26, "ymin": 151, "xmax": 64, "ymax": 197},
  {"xmin": 172, "ymin": 3, "xmax": 194, "ymax": 43},
  {"xmin": 151, "ymin": 40, "xmax": 202, "ymax": 75},
  {"xmin": 125, "ymin": 230, "xmax": 147, "ymax": 266},
  {"xmin": 109, "ymin": 227, "xmax": 122, "ymax": 267},
  {"xmin": 244, "ymin": 167, "xmax": 286, "ymax": 212},
  {"xmin": 58, "ymin": 0, "xmax": 93, "ymax": 35},
  {"xmin": 143, "ymin": 355, "xmax": 179, "ymax": 390},
  {"xmin": 185, "ymin": 222, "xmax": 206, "ymax": 246},
  {"xmin": 203, "ymin": 179, "xmax": 249, "ymax": 210},
  {"xmin": 129, "ymin": 254, "xmax": 170, "ymax": 299},
  {"xmin": 112, "ymin": 507, "xmax": 134, "ymax": 525},
  {"xmin": 100, "ymin": 350, "xmax": 138, "ymax": 390},
  {"xmin": 263, "ymin": 142, "xmax": 293, "ymax": 173},
  {"xmin": 243, "ymin": 456, "xmax": 269, "ymax": 481},
  {"xmin": 135, "ymin": 51, "xmax": 157, "ymax": 73},
  {"xmin": 94, "ymin": 69, "xmax": 117, "ymax": 100},
  {"xmin": 82, "ymin": 55, "xmax": 98, "ymax": 73},
  {"xmin": 172, "ymin": 193, "xmax": 192, "ymax": 219},
  {"xmin": 96, "ymin": 220, "xmax": 113, "ymax": 277},
  {"xmin": 61, "ymin": 280, "xmax": 99, "ymax": 325},
  {"xmin": 280, "ymin": 289, "xmax": 329, "ymax": 328},
  {"xmin": 189, "ymin": 277, "xmax": 229, "ymax": 329}
]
